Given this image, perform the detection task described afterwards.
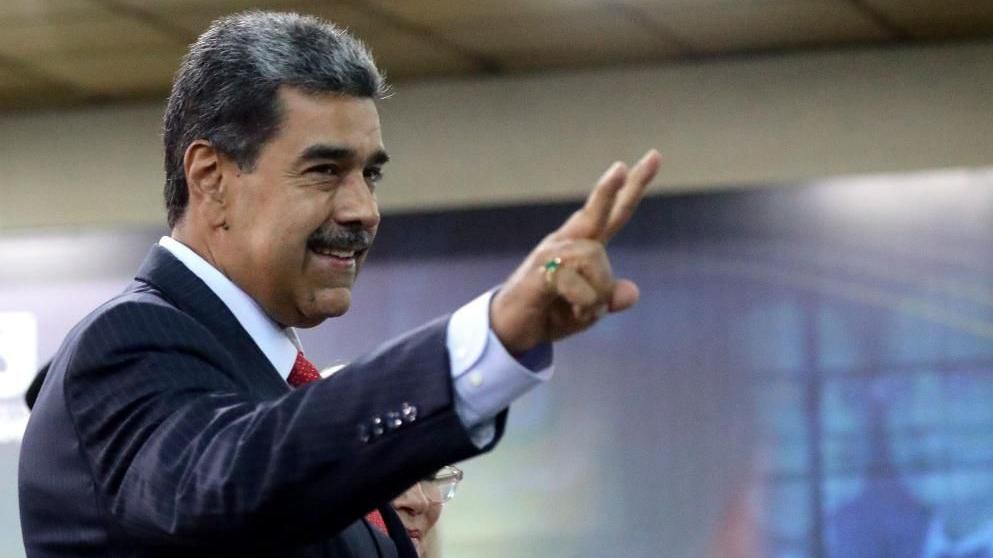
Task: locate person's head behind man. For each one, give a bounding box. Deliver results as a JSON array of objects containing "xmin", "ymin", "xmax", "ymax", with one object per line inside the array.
[
  {"xmin": 392, "ymin": 465, "xmax": 463, "ymax": 557},
  {"xmin": 163, "ymin": 11, "xmax": 390, "ymax": 328}
]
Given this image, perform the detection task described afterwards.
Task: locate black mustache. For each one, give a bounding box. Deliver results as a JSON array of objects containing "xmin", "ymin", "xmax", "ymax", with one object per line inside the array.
[{"xmin": 306, "ymin": 227, "xmax": 372, "ymax": 253}]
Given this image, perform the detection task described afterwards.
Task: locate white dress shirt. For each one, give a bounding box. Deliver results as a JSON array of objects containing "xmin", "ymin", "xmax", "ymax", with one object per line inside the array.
[{"xmin": 159, "ymin": 236, "xmax": 552, "ymax": 446}]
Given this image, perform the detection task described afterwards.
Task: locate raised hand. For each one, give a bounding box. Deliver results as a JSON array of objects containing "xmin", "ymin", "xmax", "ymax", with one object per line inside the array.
[{"xmin": 490, "ymin": 149, "xmax": 662, "ymax": 353}]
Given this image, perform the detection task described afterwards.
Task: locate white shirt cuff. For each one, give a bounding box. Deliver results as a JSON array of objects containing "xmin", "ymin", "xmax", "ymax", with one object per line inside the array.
[{"xmin": 446, "ymin": 290, "xmax": 554, "ymax": 447}]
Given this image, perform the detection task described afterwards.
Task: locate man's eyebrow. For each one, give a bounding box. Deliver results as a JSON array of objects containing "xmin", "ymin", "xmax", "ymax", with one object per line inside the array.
[
  {"xmin": 298, "ymin": 144, "xmax": 390, "ymax": 166},
  {"xmin": 298, "ymin": 144, "xmax": 354, "ymax": 163}
]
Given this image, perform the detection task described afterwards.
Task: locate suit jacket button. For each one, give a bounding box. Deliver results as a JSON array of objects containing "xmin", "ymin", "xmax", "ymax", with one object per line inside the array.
[
  {"xmin": 371, "ymin": 416, "xmax": 385, "ymax": 437},
  {"xmin": 386, "ymin": 411, "xmax": 402, "ymax": 430},
  {"xmin": 401, "ymin": 402, "xmax": 418, "ymax": 423}
]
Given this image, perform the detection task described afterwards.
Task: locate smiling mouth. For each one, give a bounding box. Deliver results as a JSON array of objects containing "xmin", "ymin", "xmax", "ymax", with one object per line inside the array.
[
  {"xmin": 307, "ymin": 243, "xmax": 369, "ymax": 265},
  {"xmin": 309, "ymin": 246, "xmax": 364, "ymax": 259},
  {"xmin": 305, "ymin": 225, "xmax": 373, "ymax": 264}
]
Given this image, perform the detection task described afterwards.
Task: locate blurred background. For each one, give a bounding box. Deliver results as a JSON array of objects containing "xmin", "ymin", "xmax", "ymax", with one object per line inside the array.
[{"xmin": 2, "ymin": 1, "xmax": 993, "ymax": 557}]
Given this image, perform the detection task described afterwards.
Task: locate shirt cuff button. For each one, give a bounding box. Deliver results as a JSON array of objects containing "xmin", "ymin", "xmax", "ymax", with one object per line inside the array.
[{"xmin": 469, "ymin": 371, "xmax": 484, "ymax": 387}]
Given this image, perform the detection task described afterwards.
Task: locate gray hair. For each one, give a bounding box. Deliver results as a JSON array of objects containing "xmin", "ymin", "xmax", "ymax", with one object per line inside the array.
[{"xmin": 162, "ymin": 10, "xmax": 388, "ymax": 228}]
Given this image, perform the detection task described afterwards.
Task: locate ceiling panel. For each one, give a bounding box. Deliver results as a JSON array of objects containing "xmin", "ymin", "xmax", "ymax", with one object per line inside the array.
[
  {"xmin": 0, "ymin": 0, "xmax": 990, "ymax": 112},
  {"xmin": 0, "ymin": 14, "xmax": 180, "ymax": 59},
  {"xmin": 362, "ymin": 0, "xmax": 607, "ymax": 27},
  {"xmin": 0, "ymin": 67, "xmax": 40, "ymax": 90},
  {"xmin": 0, "ymin": 0, "xmax": 107, "ymax": 21},
  {"xmin": 626, "ymin": 0, "xmax": 892, "ymax": 53},
  {"xmin": 116, "ymin": 0, "xmax": 294, "ymax": 7},
  {"xmin": 615, "ymin": 0, "xmax": 823, "ymax": 5},
  {"xmin": 127, "ymin": 0, "xmax": 336, "ymax": 36},
  {"xmin": 271, "ymin": 1, "xmax": 442, "ymax": 46},
  {"xmin": 113, "ymin": 0, "xmax": 318, "ymax": 11},
  {"xmin": 0, "ymin": 64, "xmax": 84, "ymax": 110},
  {"xmin": 361, "ymin": 37, "xmax": 479, "ymax": 80},
  {"xmin": 26, "ymin": 47, "xmax": 186, "ymax": 95},
  {"xmin": 297, "ymin": 2, "xmax": 485, "ymax": 76},
  {"xmin": 154, "ymin": 0, "xmax": 482, "ymax": 80},
  {"xmin": 865, "ymin": 0, "xmax": 993, "ymax": 39},
  {"xmin": 0, "ymin": 86, "xmax": 83, "ymax": 110},
  {"xmin": 441, "ymin": 7, "xmax": 686, "ymax": 70}
]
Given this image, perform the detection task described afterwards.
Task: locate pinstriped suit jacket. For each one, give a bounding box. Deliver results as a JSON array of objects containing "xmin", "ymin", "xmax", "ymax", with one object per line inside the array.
[{"xmin": 19, "ymin": 245, "xmax": 505, "ymax": 557}]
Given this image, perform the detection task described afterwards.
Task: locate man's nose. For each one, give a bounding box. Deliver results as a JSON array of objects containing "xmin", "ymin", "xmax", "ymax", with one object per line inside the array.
[
  {"xmin": 332, "ymin": 172, "xmax": 380, "ymax": 231},
  {"xmin": 395, "ymin": 483, "xmax": 431, "ymax": 515}
]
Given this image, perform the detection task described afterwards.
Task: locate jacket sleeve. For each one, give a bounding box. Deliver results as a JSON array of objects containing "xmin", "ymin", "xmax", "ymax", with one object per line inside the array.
[{"xmin": 64, "ymin": 297, "xmax": 504, "ymax": 551}]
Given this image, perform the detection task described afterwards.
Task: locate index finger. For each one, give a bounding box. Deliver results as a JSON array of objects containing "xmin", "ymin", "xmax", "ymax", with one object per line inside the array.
[
  {"xmin": 555, "ymin": 161, "xmax": 628, "ymax": 240},
  {"xmin": 602, "ymin": 149, "xmax": 661, "ymax": 242}
]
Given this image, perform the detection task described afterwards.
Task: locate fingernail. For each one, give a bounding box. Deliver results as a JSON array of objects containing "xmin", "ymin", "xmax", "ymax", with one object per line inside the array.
[{"xmin": 599, "ymin": 162, "xmax": 624, "ymax": 183}]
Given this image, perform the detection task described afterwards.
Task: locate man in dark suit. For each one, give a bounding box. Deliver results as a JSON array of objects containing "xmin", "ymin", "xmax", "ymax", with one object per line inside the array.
[{"xmin": 18, "ymin": 11, "xmax": 660, "ymax": 557}]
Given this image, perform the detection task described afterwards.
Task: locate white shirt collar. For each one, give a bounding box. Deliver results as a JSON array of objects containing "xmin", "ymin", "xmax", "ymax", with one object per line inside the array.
[{"xmin": 158, "ymin": 236, "xmax": 301, "ymax": 381}]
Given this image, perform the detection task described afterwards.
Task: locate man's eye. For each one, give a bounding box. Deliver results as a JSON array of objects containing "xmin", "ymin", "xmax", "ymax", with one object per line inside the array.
[
  {"xmin": 364, "ymin": 167, "xmax": 384, "ymax": 183},
  {"xmin": 307, "ymin": 164, "xmax": 340, "ymax": 176}
]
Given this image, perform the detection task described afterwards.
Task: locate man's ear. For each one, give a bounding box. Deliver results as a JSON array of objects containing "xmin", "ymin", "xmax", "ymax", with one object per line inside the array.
[{"xmin": 183, "ymin": 140, "xmax": 228, "ymax": 229}]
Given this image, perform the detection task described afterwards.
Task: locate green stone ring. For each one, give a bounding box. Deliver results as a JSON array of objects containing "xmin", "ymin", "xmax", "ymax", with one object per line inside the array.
[{"xmin": 543, "ymin": 257, "xmax": 563, "ymax": 292}]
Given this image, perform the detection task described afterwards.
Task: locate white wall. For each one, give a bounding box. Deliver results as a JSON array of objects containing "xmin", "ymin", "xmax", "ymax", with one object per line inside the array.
[{"xmin": 1, "ymin": 40, "xmax": 991, "ymax": 230}]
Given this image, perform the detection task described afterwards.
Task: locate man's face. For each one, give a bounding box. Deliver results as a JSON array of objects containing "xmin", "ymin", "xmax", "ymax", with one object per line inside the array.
[
  {"xmin": 392, "ymin": 483, "xmax": 443, "ymax": 557},
  {"xmin": 215, "ymin": 87, "xmax": 386, "ymax": 327}
]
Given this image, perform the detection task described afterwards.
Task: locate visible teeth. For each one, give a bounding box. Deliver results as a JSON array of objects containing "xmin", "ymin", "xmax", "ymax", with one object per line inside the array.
[{"xmin": 313, "ymin": 247, "xmax": 356, "ymax": 258}]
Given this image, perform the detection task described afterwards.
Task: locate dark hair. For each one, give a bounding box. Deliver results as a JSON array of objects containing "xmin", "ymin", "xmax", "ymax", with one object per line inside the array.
[{"xmin": 162, "ymin": 11, "xmax": 388, "ymax": 228}]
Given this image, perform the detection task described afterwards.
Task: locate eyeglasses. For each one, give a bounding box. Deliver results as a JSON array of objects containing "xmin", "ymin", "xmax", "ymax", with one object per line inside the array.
[{"xmin": 417, "ymin": 465, "xmax": 463, "ymax": 504}]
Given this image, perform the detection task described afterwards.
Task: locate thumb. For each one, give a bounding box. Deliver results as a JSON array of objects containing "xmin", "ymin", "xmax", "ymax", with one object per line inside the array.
[{"xmin": 608, "ymin": 279, "xmax": 640, "ymax": 313}]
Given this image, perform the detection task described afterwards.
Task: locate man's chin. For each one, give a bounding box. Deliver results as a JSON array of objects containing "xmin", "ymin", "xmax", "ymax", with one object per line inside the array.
[{"xmin": 293, "ymin": 287, "xmax": 353, "ymax": 328}]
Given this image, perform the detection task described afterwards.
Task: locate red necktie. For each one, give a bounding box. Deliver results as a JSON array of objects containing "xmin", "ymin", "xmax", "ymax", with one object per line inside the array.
[
  {"xmin": 287, "ymin": 351, "xmax": 321, "ymax": 387},
  {"xmin": 286, "ymin": 351, "xmax": 389, "ymax": 535}
]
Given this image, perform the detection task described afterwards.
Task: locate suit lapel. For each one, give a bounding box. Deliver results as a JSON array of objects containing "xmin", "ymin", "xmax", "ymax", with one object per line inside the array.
[
  {"xmin": 134, "ymin": 244, "xmax": 289, "ymax": 396},
  {"xmin": 136, "ymin": 245, "xmax": 419, "ymax": 557}
]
